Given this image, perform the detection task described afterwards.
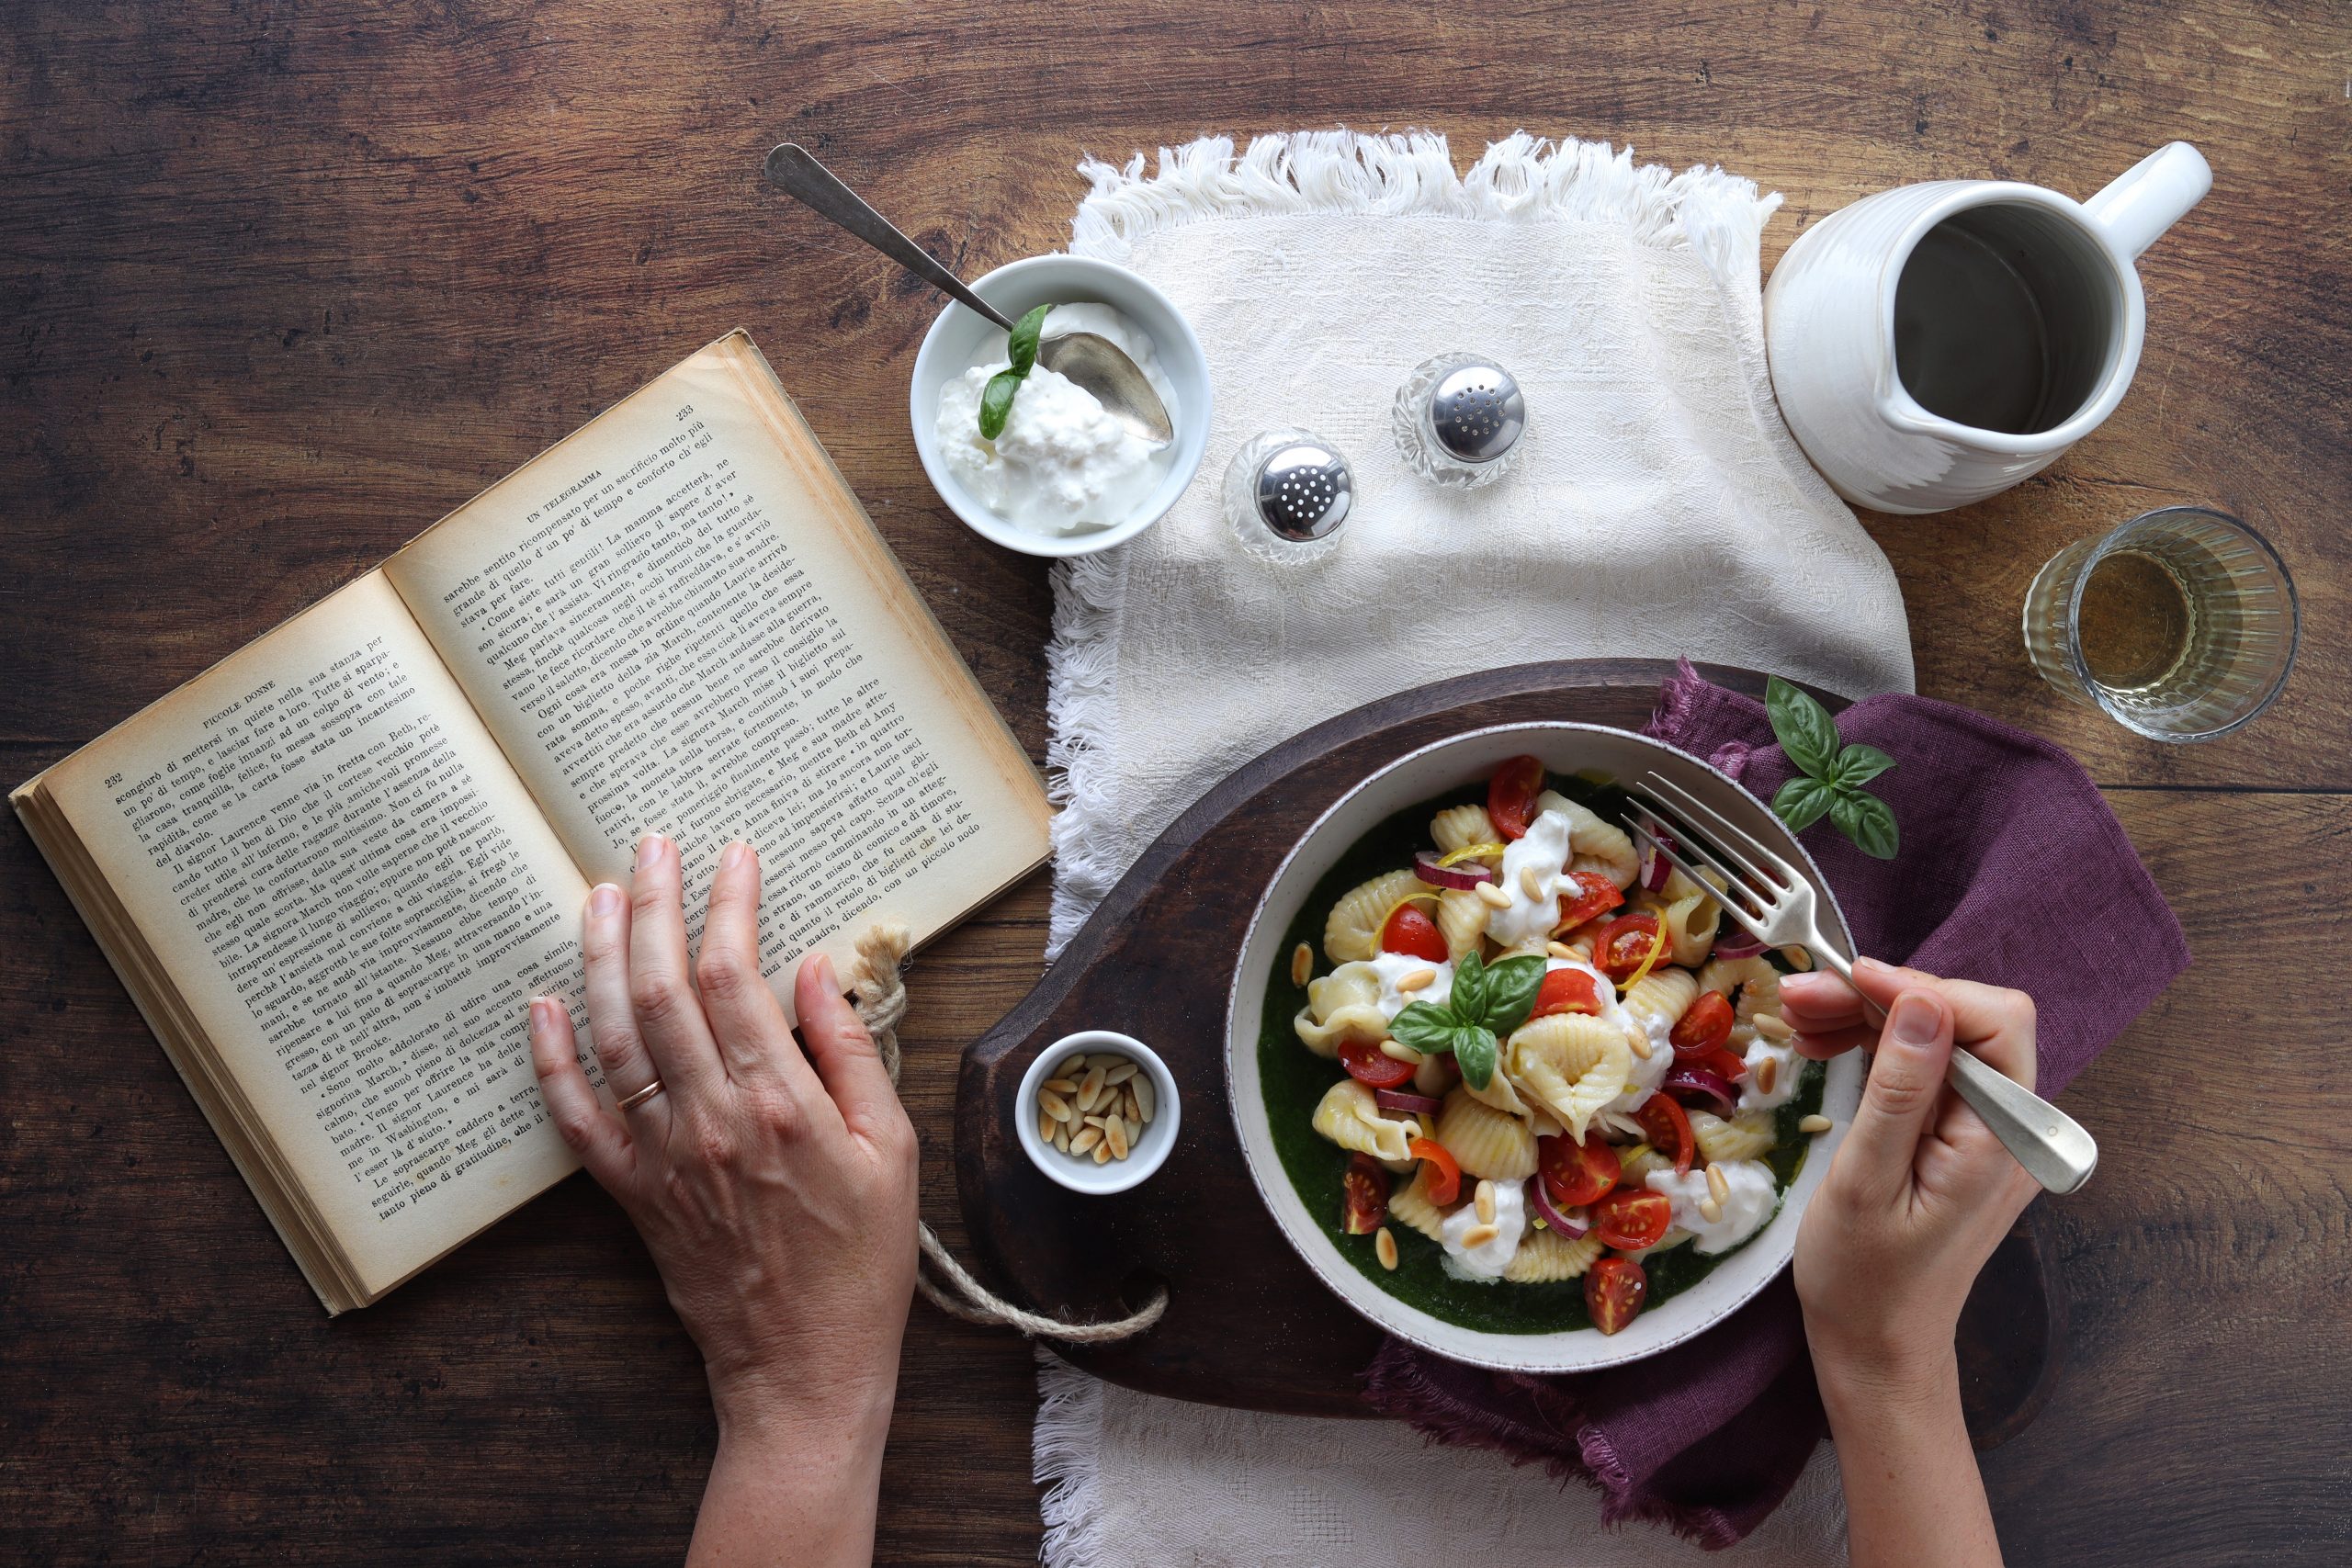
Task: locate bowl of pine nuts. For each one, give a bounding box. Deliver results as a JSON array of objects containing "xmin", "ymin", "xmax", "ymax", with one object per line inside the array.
[{"xmin": 1015, "ymin": 1030, "xmax": 1182, "ymax": 1195}]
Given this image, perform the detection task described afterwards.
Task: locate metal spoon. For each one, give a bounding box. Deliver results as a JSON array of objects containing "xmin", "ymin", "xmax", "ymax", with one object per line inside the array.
[{"xmin": 763, "ymin": 142, "xmax": 1174, "ymax": 446}]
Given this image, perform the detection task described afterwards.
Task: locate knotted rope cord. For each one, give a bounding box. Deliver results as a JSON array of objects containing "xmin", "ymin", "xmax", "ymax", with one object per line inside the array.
[{"xmin": 847, "ymin": 922, "xmax": 1167, "ymax": 1343}]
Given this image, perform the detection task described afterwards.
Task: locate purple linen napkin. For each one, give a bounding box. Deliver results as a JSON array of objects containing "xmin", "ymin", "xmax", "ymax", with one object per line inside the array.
[{"xmin": 1363, "ymin": 660, "xmax": 2189, "ymax": 1549}]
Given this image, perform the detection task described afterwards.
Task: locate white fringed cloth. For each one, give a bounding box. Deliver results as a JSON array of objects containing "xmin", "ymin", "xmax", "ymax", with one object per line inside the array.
[{"xmin": 1034, "ymin": 130, "xmax": 1907, "ymax": 1567}]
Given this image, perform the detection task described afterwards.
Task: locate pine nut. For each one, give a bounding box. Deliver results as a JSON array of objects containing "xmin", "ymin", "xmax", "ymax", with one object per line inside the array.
[
  {"xmin": 1102, "ymin": 1061, "xmax": 1138, "ymax": 1087},
  {"xmin": 1706, "ymin": 1163, "xmax": 1729, "ymax": 1205},
  {"xmin": 1475, "ymin": 880, "xmax": 1510, "ymax": 909},
  {"xmin": 1083, "ymin": 1114, "xmax": 1110, "ymax": 1132},
  {"xmin": 1698, "ymin": 1196, "xmax": 1724, "ymax": 1224},
  {"xmin": 1462, "ymin": 1223, "xmax": 1499, "ymax": 1248},
  {"xmin": 1546, "ymin": 941, "xmax": 1575, "ymax": 959},
  {"xmin": 1043, "ymin": 1077, "xmax": 1080, "ymax": 1095},
  {"xmin": 1799, "ymin": 1114, "xmax": 1833, "ymax": 1134},
  {"xmin": 1627, "ymin": 1026, "xmax": 1652, "ymax": 1060},
  {"xmin": 1781, "ymin": 946, "xmax": 1815, "ymax": 971},
  {"xmin": 1092, "ymin": 1140, "xmax": 1113, "ymax": 1165},
  {"xmin": 1396, "ymin": 966, "xmax": 1438, "ymax": 993},
  {"xmin": 1122, "ymin": 1086, "xmax": 1140, "ymax": 1121},
  {"xmin": 1039, "ymin": 1110, "xmax": 1057, "ymax": 1145},
  {"xmin": 1076, "ymin": 1065, "xmax": 1109, "ymax": 1112},
  {"xmin": 1069, "ymin": 1126, "xmax": 1102, "ymax": 1156},
  {"xmin": 1755, "ymin": 1013, "xmax": 1793, "ymax": 1042},
  {"xmin": 1375, "ymin": 1226, "xmax": 1399, "ymax": 1270},
  {"xmin": 1057, "ymin": 1055, "xmax": 1087, "ymax": 1079},
  {"xmin": 1124, "ymin": 1117, "xmax": 1141, "ymax": 1146},
  {"xmin": 1053, "ymin": 1122, "xmax": 1071, "ymax": 1154},
  {"xmin": 1134, "ymin": 1077, "xmax": 1156, "ymax": 1122},
  {"xmin": 1520, "ymin": 865, "xmax": 1547, "ymax": 901},
  {"xmin": 1757, "ymin": 1055, "xmax": 1779, "ymax": 1094},
  {"xmin": 1104, "ymin": 1116, "xmax": 1129, "ymax": 1160},
  {"xmin": 1475, "ymin": 1179, "xmax": 1497, "ymax": 1225},
  {"xmin": 1039, "ymin": 1089, "xmax": 1075, "ymax": 1123},
  {"xmin": 1379, "ymin": 1038, "xmax": 1419, "ymax": 1062},
  {"xmin": 1291, "ymin": 942, "xmax": 1314, "ymax": 987}
]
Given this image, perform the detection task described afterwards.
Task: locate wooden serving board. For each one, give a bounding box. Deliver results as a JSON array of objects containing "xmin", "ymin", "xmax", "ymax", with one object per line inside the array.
[{"xmin": 954, "ymin": 658, "xmax": 2060, "ymax": 1438}]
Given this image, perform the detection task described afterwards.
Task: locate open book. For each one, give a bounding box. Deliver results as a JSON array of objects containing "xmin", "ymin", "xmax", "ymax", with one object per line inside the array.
[{"xmin": 13, "ymin": 332, "xmax": 1050, "ymax": 1313}]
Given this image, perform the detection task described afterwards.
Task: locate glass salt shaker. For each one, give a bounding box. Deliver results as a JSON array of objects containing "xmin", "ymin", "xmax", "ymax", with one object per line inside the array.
[
  {"xmin": 1392, "ymin": 353, "xmax": 1527, "ymax": 488},
  {"xmin": 1222, "ymin": 428, "xmax": 1352, "ymax": 565}
]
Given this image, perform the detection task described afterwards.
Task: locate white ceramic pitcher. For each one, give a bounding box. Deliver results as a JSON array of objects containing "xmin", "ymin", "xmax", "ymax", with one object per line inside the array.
[{"xmin": 1763, "ymin": 142, "xmax": 2211, "ymax": 514}]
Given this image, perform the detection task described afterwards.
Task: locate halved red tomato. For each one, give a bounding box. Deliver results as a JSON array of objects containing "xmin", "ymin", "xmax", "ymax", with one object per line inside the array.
[
  {"xmin": 1379, "ymin": 903, "xmax": 1451, "ymax": 963},
  {"xmin": 1633, "ymin": 1095, "xmax": 1696, "ymax": 1178},
  {"xmin": 1538, "ymin": 1132, "xmax": 1621, "ymax": 1206},
  {"xmin": 1696, "ymin": 1044, "xmax": 1748, "ymax": 1083},
  {"xmin": 1586, "ymin": 1256, "xmax": 1649, "ymax": 1336},
  {"xmin": 1595, "ymin": 913, "xmax": 1665, "ymax": 984},
  {"xmin": 1530, "ymin": 967, "xmax": 1603, "ymax": 1020},
  {"xmin": 1408, "ymin": 1136, "xmax": 1462, "ymax": 1206},
  {"xmin": 1339, "ymin": 1036, "xmax": 1417, "ymax": 1090},
  {"xmin": 1592, "ymin": 1188, "xmax": 1674, "ymax": 1251},
  {"xmin": 1668, "ymin": 990, "xmax": 1736, "ymax": 1059},
  {"xmin": 1487, "ymin": 755, "xmax": 1547, "ymax": 840},
  {"xmin": 1553, "ymin": 871, "xmax": 1623, "ymax": 931},
  {"xmin": 1341, "ymin": 1153, "xmax": 1389, "ymax": 1235}
]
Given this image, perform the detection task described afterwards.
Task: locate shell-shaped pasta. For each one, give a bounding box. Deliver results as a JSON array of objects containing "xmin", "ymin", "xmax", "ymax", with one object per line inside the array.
[
  {"xmin": 1385, "ymin": 1166, "xmax": 1452, "ymax": 1242},
  {"xmin": 1292, "ymin": 963, "xmax": 1390, "ymax": 1058},
  {"xmin": 1324, "ymin": 868, "xmax": 1431, "ymax": 964},
  {"xmin": 1504, "ymin": 1224, "xmax": 1605, "ymax": 1282},
  {"xmin": 1696, "ymin": 954, "xmax": 1782, "ymax": 1023},
  {"xmin": 1311, "ymin": 1078, "xmax": 1419, "ymax": 1162},
  {"xmin": 1690, "ymin": 1108, "xmax": 1779, "ymax": 1164},
  {"xmin": 1538, "ymin": 789, "xmax": 1640, "ymax": 890},
  {"xmin": 1430, "ymin": 803, "xmax": 1498, "ymax": 856},
  {"xmin": 1624, "ymin": 1226, "xmax": 1693, "ymax": 1261},
  {"xmin": 1659, "ymin": 867, "xmax": 1726, "ymax": 967},
  {"xmin": 1615, "ymin": 1141, "xmax": 1676, "ymax": 1185},
  {"xmin": 1464, "ymin": 1056, "xmax": 1532, "ymax": 1118},
  {"xmin": 1433, "ymin": 1089, "xmax": 1540, "ymax": 1180},
  {"xmin": 1621, "ymin": 966, "xmax": 1700, "ymax": 1031},
  {"xmin": 1434, "ymin": 887, "xmax": 1489, "ymax": 964},
  {"xmin": 1506, "ymin": 1012, "xmax": 1630, "ymax": 1140}
]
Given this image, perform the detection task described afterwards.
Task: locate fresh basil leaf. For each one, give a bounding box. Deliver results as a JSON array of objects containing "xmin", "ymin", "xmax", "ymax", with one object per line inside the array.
[
  {"xmin": 1453, "ymin": 1025, "xmax": 1499, "ymax": 1091},
  {"xmin": 1480, "ymin": 953, "xmax": 1547, "ymax": 1034},
  {"xmin": 1006, "ymin": 303, "xmax": 1052, "ymax": 378},
  {"xmin": 1773, "ymin": 774, "xmax": 1836, "ymax": 833},
  {"xmin": 1389, "ymin": 1002, "xmax": 1458, "ymax": 1055},
  {"xmin": 1831, "ymin": 743, "xmax": 1895, "ymax": 789},
  {"xmin": 1448, "ymin": 948, "xmax": 1488, "ymax": 1022},
  {"xmin": 977, "ymin": 369, "xmax": 1023, "ymax": 439},
  {"xmin": 1765, "ymin": 675, "xmax": 1841, "ymax": 781},
  {"xmin": 1830, "ymin": 789, "xmax": 1900, "ymax": 860}
]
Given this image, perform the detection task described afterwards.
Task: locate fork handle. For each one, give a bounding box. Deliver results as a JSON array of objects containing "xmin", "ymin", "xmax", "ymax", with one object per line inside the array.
[{"xmin": 1808, "ymin": 951, "xmax": 2098, "ymax": 1195}]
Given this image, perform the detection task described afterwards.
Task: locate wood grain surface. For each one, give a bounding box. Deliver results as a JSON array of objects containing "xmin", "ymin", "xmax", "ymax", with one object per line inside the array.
[{"xmin": 5, "ymin": 2, "xmax": 2347, "ymax": 1564}]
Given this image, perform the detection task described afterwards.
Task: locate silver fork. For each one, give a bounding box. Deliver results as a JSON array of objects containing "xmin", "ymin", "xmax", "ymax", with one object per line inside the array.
[{"xmin": 1624, "ymin": 770, "xmax": 2098, "ymax": 1195}]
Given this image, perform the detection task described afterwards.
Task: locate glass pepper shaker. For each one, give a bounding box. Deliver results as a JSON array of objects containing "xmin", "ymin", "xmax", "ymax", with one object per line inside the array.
[
  {"xmin": 1222, "ymin": 428, "xmax": 1352, "ymax": 565},
  {"xmin": 1392, "ymin": 352, "xmax": 1527, "ymax": 489}
]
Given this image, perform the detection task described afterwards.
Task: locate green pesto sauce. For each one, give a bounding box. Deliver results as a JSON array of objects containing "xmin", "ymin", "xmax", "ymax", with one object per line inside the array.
[{"xmin": 1257, "ymin": 774, "xmax": 1826, "ymax": 1335}]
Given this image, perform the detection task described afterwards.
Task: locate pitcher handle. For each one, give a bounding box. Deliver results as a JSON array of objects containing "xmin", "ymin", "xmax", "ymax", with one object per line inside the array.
[{"xmin": 2084, "ymin": 141, "xmax": 2211, "ymax": 260}]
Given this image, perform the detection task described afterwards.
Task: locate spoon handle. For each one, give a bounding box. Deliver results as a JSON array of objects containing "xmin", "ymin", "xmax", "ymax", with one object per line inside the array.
[{"xmin": 763, "ymin": 143, "xmax": 1015, "ymax": 333}]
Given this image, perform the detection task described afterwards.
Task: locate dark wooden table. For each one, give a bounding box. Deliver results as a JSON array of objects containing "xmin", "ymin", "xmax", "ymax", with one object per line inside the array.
[{"xmin": 5, "ymin": 3, "xmax": 2346, "ymax": 1563}]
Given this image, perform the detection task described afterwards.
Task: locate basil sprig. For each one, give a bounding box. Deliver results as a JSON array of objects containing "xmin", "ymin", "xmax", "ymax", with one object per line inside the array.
[
  {"xmin": 1765, "ymin": 675, "xmax": 1898, "ymax": 860},
  {"xmin": 977, "ymin": 304, "xmax": 1053, "ymax": 440},
  {"xmin": 1388, "ymin": 950, "xmax": 1546, "ymax": 1091}
]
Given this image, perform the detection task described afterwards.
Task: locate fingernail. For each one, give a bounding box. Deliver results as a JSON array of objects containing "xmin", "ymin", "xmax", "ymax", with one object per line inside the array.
[
  {"xmin": 590, "ymin": 883, "xmax": 623, "ymax": 917},
  {"xmin": 1890, "ymin": 991, "xmax": 1942, "ymax": 1047},
  {"xmin": 720, "ymin": 840, "xmax": 747, "ymax": 872},
  {"xmin": 1855, "ymin": 955, "xmax": 1894, "ymax": 978},
  {"xmin": 1781, "ymin": 971, "xmax": 1826, "ymax": 997},
  {"xmin": 527, "ymin": 997, "xmax": 548, "ymax": 1028},
  {"xmin": 808, "ymin": 952, "xmax": 834, "ymax": 986},
  {"xmin": 636, "ymin": 833, "xmax": 665, "ymax": 870}
]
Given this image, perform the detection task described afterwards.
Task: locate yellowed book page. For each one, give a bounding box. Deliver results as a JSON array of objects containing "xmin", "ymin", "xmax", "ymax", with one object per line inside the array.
[
  {"xmin": 384, "ymin": 332, "xmax": 1048, "ymax": 1021},
  {"xmin": 40, "ymin": 573, "xmax": 592, "ymax": 1301}
]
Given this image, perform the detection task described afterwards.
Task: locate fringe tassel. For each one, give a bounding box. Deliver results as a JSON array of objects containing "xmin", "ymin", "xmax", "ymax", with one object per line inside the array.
[{"xmin": 1033, "ymin": 1351, "xmax": 1114, "ymax": 1568}]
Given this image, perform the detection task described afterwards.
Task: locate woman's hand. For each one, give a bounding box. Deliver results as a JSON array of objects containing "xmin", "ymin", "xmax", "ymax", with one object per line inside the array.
[
  {"xmin": 528, "ymin": 833, "xmax": 918, "ymax": 1568},
  {"xmin": 1781, "ymin": 956, "xmax": 2042, "ymax": 1568}
]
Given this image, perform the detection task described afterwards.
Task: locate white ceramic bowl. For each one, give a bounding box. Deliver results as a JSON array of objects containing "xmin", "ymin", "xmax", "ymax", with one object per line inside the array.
[
  {"xmin": 909, "ymin": 254, "xmax": 1211, "ymax": 558},
  {"xmin": 1225, "ymin": 722, "xmax": 1865, "ymax": 1373},
  {"xmin": 1014, "ymin": 1030, "xmax": 1182, "ymax": 1195}
]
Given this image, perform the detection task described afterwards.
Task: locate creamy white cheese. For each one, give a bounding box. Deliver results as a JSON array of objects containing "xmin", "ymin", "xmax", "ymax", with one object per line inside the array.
[
  {"xmin": 1439, "ymin": 1179, "xmax": 1526, "ymax": 1280},
  {"xmin": 1365, "ymin": 951, "xmax": 1454, "ymax": 1019},
  {"xmin": 933, "ymin": 301, "xmax": 1176, "ymax": 536},
  {"xmin": 1740, "ymin": 1036, "xmax": 1801, "ymax": 1111},
  {"xmin": 1645, "ymin": 1159, "xmax": 1778, "ymax": 1255},
  {"xmin": 1486, "ymin": 807, "xmax": 1574, "ymax": 949}
]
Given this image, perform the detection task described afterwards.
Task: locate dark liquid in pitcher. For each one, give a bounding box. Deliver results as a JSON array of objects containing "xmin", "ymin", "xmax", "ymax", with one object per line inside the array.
[{"xmin": 1893, "ymin": 205, "xmax": 2114, "ymax": 435}]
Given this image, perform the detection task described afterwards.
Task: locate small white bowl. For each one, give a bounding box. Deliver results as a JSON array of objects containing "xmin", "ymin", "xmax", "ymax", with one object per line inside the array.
[
  {"xmin": 1014, "ymin": 1030, "xmax": 1182, "ymax": 1195},
  {"xmin": 909, "ymin": 254, "xmax": 1211, "ymax": 558}
]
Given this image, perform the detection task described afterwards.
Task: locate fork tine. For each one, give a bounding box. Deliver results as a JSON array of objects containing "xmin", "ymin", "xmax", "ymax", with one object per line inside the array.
[
  {"xmin": 1621, "ymin": 816, "xmax": 1772, "ymax": 941},
  {"xmin": 1639, "ymin": 772, "xmax": 1800, "ymax": 889}
]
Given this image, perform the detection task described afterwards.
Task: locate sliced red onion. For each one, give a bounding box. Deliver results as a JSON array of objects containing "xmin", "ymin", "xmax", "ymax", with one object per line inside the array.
[
  {"xmin": 1413, "ymin": 849, "xmax": 1493, "ymax": 891},
  {"xmin": 1712, "ymin": 931, "xmax": 1768, "ymax": 960},
  {"xmin": 1524, "ymin": 1178, "xmax": 1590, "ymax": 1239},
  {"xmin": 1664, "ymin": 1066, "xmax": 1738, "ymax": 1116},
  {"xmin": 1374, "ymin": 1088, "xmax": 1444, "ymax": 1117},
  {"xmin": 1638, "ymin": 824, "xmax": 1677, "ymax": 892}
]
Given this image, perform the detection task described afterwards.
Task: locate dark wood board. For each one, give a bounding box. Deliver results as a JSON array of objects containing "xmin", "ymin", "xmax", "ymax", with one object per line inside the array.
[
  {"xmin": 954, "ymin": 659, "xmax": 2060, "ymax": 1431},
  {"xmin": 6, "ymin": 1, "xmax": 2350, "ymax": 1564}
]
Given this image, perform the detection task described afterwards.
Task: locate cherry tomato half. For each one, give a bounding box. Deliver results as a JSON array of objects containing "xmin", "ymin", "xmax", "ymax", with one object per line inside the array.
[
  {"xmin": 1487, "ymin": 755, "xmax": 1547, "ymax": 841},
  {"xmin": 1696, "ymin": 1044, "xmax": 1748, "ymax": 1083},
  {"xmin": 1408, "ymin": 1136, "xmax": 1462, "ymax": 1206},
  {"xmin": 1553, "ymin": 871, "xmax": 1624, "ymax": 931},
  {"xmin": 1339, "ymin": 1036, "xmax": 1418, "ymax": 1090},
  {"xmin": 1585, "ymin": 1256, "xmax": 1649, "ymax": 1336},
  {"xmin": 1538, "ymin": 1131, "xmax": 1621, "ymax": 1207},
  {"xmin": 1340, "ymin": 1153, "xmax": 1389, "ymax": 1235},
  {"xmin": 1379, "ymin": 903, "xmax": 1451, "ymax": 964},
  {"xmin": 1592, "ymin": 1188, "xmax": 1674, "ymax": 1251},
  {"xmin": 1668, "ymin": 990, "xmax": 1736, "ymax": 1059},
  {"xmin": 1530, "ymin": 967, "xmax": 1603, "ymax": 1020},
  {"xmin": 1595, "ymin": 913, "xmax": 1665, "ymax": 984},
  {"xmin": 1632, "ymin": 1095, "xmax": 1696, "ymax": 1178}
]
